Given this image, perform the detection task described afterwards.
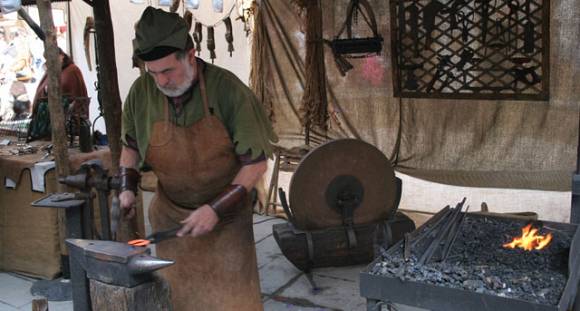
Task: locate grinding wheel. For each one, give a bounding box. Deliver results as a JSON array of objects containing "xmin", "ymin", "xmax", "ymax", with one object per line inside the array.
[{"xmin": 289, "ymin": 139, "xmax": 398, "ymax": 230}]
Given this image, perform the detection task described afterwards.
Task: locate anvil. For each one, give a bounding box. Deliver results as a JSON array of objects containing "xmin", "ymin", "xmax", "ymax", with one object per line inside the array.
[{"xmin": 66, "ymin": 239, "xmax": 174, "ymax": 311}]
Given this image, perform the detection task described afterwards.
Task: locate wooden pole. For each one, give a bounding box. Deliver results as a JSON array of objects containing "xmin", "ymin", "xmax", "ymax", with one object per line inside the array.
[
  {"xmin": 92, "ymin": 0, "xmax": 122, "ymax": 173},
  {"xmin": 37, "ymin": 0, "xmax": 72, "ymax": 264},
  {"xmin": 37, "ymin": 0, "xmax": 70, "ymax": 190},
  {"xmin": 91, "ymin": 0, "xmax": 137, "ymax": 240}
]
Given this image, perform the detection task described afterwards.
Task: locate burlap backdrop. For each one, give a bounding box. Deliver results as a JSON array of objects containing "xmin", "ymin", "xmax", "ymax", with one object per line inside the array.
[{"xmin": 250, "ymin": 0, "xmax": 580, "ymax": 191}]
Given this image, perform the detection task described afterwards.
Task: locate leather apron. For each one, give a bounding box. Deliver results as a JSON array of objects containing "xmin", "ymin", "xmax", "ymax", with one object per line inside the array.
[{"xmin": 145, "ymin": 69, "xmax": 263, "ymax": 311}]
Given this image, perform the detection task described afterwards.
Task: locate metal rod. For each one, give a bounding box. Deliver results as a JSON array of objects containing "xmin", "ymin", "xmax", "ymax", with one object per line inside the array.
[
  {"xmin": 442, "ymin": 206, "xmax": 470, "ymax": 262},
  {"xmin": 418, "ymin": 199, "xmax": 466, "ymax": 265},
  {"xmin": 410, "ymin": 206, "xmax": 453, "ymax": 248},
  {"xmin": 17, "ymin": 8, "xmax": 45, "ymax": 41},
  {"xmin": 97, "ymin": 190, "xmax": 111, "ymax": 240}
]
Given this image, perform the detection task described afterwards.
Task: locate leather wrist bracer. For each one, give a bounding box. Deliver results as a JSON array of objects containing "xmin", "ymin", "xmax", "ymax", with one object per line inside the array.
[
  {"xmin": 119, "ymin": 167, "xmax": 140, "ymax": 195},
  {"xmin": 209, "ymin": 184, "xmax": 247, "ymax": 219}
]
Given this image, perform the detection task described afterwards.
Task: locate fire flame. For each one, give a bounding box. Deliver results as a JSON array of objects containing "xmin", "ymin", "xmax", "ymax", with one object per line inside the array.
[
  {"xmin": 128, "ymin": 239, "xmax": 150, "ymax": 247},
  {"xmin": 503, "ymin": 224, "xmax": 553, "ymax": 251}
]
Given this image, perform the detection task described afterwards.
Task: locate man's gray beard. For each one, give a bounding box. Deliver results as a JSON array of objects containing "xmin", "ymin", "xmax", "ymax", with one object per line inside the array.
[{"xmin": 157, "ymin": 60, "xmax": 195, "ymax": 97}]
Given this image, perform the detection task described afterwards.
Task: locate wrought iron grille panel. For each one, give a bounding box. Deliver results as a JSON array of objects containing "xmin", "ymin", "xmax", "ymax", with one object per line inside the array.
[{"xmin": 390, "ymin": 0, "xmax": 549, "ymax": 100}]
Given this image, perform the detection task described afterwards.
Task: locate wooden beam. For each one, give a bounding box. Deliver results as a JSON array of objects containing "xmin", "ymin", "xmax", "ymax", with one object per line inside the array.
[
  {"xmin": 36, "ymin": 0, "xmax": 70, "ymax": 191},
  {"xmin": 92, "ymin": 0, "xmax": 137, "ymax": 241},
  {"xmin": 92, "ymin": 0, "xmax": 121, "ymax": 173}
]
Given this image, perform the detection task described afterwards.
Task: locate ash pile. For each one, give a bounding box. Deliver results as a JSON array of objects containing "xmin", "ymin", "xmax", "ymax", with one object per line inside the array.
[{"xmin": 370, "ymin": 199, "xmax": 573, "ymax": 306}]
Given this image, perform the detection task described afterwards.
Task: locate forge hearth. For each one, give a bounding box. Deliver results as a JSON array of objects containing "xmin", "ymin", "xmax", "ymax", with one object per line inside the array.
[{"xmin": 360, "ymin": 207, "xmax": 580, "ymax": 311}]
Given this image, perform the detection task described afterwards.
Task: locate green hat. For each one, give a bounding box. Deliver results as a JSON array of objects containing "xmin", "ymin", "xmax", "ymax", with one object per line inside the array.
[{"xmin": 133, "ymin": 6, "xmax": 191, "ymax": 61}]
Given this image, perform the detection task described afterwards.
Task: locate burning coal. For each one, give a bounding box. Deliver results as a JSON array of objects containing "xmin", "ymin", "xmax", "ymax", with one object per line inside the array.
[
  {"xmin": 503, "ymin": 224, "xmax": 553, "ymax": 251},
  {"xmin": 370, "ymin": 214, "xmax": 572, "ymax": 306}
]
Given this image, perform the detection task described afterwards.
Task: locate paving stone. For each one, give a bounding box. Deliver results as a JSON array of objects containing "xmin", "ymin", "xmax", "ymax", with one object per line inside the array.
[
  {"xmin": 258, "ymin": 254, "xmax": 302, "ymax": 295},
  {"xmin": 313, "ymin": 264, "xmax": 368, "ymax": 283},
  {"xmin": 0, "ymin": 301, "xmax": 18, "ymax": 311},
  {"xmin": 0, "ymin": 274, "xmax": 34, "ymax": 308},
  {"xmin": 389, "ymin": 304, "xmax": 430, "ymax": 311},
  {"xmin": 47, "ymin": 300, "xmax": 74, "ymax": 311},
  {"xmin": 253, "ymin": 214, "xmax": 277, "ymax": 223},
  {"xmin": 256, "ymin": 235, "xmax": 286, "ymax": 269},
  {"xmin": 253, "ymin": 216, "xmax": 287, "ymax": 243},
  {"xmin": 17, "ymin": 301, "xmax": 74, "ymax": 311},
  {"xmin": 263, "ymin": 298, "xmax": 334, "ymax": 310},
  {"xmin": 276, "ymin": 273, "xmax": 365, "ymax": 311}
]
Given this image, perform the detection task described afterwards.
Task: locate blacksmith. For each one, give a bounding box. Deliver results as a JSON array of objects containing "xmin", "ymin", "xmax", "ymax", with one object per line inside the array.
[{"xmin": 118, "ymin": 6, "xmax": 276, "ymax": 310}]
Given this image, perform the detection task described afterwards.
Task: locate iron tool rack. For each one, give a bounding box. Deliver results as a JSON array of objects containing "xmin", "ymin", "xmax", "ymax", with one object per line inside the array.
[{"xmin": 391, "ymin": 0, "xmax": 549, "ymax": 100}]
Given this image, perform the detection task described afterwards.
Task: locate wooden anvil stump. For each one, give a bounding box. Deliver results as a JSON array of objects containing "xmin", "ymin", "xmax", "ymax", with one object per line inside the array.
[
  {"xmin": 90, "ymin": 275, "xmax": 170, "ymax": 311},
  {"xmin": 66, "ymin": 239, "xmax": 174, "ymax": 311}
]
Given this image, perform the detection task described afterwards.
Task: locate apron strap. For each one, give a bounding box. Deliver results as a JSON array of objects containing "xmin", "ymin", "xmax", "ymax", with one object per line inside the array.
[
  {"xmin": 198, "ymin": 67, "xmax": 211, "ymax": 116},
  {"xmin": 162, "ymin": 97, "xmax": 170, "ymax": 133}
]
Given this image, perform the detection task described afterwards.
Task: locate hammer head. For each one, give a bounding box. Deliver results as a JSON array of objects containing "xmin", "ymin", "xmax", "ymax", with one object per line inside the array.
[{"xmin": 66, "ymin": 239, "xmax": 174, "ymax": 288}]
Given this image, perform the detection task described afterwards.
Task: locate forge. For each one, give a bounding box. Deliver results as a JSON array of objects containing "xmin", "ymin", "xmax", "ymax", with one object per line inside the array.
[{"xmin": 360, "ymin": 202, "xmax": 580, "ymax": 311}]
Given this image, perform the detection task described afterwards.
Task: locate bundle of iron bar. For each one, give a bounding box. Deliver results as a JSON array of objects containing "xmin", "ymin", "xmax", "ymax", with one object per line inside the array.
[{"xmin": 403, "ymin": 198, "xmax": 469, "ymax": 264}]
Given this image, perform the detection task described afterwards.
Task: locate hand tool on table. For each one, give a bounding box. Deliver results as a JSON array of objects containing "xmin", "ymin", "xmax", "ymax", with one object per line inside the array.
[
  {"xmin": 38, "ymin": 144, "xmax": 53, "ymax": 160},
  {"xmin": 128, "ymin": 227, "xmax": 181, "ymax": 247}
]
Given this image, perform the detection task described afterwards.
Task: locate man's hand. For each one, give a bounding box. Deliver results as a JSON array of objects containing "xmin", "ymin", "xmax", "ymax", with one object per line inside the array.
[
  {"xmin": 119, "ymin": 190, "xmax": 136, "ymax": 219},
  {"xmin": 177, "ymin": 205, "xmax": 219, "ymax": 237}
]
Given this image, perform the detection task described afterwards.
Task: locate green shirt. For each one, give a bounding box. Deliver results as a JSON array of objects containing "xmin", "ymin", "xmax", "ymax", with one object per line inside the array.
[{"xmin": 121, "ymin": 60, "xmax": 277, "ymax": 168}]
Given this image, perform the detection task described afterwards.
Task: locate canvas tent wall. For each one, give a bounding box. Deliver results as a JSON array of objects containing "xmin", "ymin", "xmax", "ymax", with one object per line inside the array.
[
  {"xmin": 57, "ymin": 1, "xmax": 576, "ymax": 223},
  {"xmin": 249, "ymin": 0, "xmax": 579, "ymax": 222}
]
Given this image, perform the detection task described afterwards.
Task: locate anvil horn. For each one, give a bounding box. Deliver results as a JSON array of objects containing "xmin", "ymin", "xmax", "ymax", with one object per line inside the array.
[{"xmin": 128, "ymin": 254, "xmax": 174, "ymax": 275}]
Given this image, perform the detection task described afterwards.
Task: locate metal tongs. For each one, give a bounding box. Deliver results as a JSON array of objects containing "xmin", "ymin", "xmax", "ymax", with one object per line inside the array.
[{"xmin": 128, "ymin": 227, "xmax": 181, "ymax": 247}]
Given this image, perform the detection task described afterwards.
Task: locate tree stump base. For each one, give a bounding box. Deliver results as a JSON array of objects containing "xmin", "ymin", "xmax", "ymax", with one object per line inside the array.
[{"xmin": 90, "ymin": 275, "xmax": 171, "ymax": 311}]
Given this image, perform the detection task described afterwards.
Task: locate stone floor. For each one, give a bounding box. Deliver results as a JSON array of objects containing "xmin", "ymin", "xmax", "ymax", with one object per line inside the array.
[{"xmin": 0, "ymin": 214, "xmax": 380, "ymax": 311}]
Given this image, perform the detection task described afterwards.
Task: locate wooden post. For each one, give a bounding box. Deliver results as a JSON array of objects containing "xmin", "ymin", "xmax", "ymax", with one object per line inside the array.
[
  {"xmin": 37, "ymin": 0, "xmax": 71, "ymax": 267},
  {"xmin": 36, "ymin": 0, "xmax": 70, "ymax": 190},
  {"xmin": 31, "ymin": 296, "xmax": 49, "ymax": 311},
  {"xmin": 90, "ymin": 276, "xmax": 171, "ymax": 311},
  {"xmin": 91, "ymin": 0, "xmax": 122, "ymax": 173},
  {"xmin": 91, "ymin": 0, "xmax": 138, "ymax": 240}
]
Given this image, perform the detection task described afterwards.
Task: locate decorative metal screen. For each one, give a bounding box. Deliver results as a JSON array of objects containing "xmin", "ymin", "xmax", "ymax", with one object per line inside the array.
[{"xmin": 391, "ymin": 0, "xmax": 549, "ymax": 100}]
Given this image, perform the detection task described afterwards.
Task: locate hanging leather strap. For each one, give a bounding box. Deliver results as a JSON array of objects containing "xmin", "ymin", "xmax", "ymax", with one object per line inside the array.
[
  {"xmin": 193, "ymin": 22, "xmax": 203, "ymax": 55},
  {"xmin": 184, "ymin": 10, "xmax": 193, "ymax": 31},
  {"xmin": 336, "ymin": 0, "xmax": 380, "ymax": 39},
  {"xmin": 207, "ymin": 26, "xmax": 216, "ymax": 63},
  {"xmin": 169, "ymin": 0, "xmax": 180, "ymax": 13},
  {"xmin": 224, "ymin": 17, "xmax": 234, "ymax": 57},
  {"xmin": 197, "ymin": 62, "xmax": 211, "ymax": 117}
]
